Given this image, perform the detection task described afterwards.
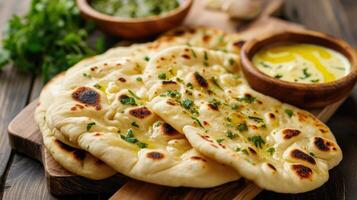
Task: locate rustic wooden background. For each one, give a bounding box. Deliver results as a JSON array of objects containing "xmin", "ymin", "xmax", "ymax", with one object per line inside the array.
[{"xmin": 0, "ymin": 0, "xmax": 356, "ymax": 199}]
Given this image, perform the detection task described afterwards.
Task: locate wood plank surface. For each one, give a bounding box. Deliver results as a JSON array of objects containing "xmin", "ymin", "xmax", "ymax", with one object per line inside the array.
[
  {"xmin": 1, "ymin": 0, "xmax": 357, "ymax": 199},
  {"xmin": 0, "ymin": 0, "xmax": 34, "ymax": 199}
]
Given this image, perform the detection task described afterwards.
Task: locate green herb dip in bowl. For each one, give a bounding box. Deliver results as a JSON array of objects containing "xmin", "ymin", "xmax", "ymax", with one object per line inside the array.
[{"xmin": 77, "ymin": 0, "xmax": 193, "ymax": 39}]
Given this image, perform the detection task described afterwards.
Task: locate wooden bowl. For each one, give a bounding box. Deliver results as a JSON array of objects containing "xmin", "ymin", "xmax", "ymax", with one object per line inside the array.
[
  {"xmin": 77, "ymin": 0, "xmax": 193, "ymax": 39},
  {"xmin": 240, "ymin": 30, "xmax": 357, "ymax": 108}
]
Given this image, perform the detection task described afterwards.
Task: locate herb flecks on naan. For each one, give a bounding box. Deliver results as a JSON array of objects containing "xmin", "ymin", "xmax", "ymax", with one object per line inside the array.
[
  {"xmin": 144, "ymin": 46, "xmax": 342, "ymax": 193},
  {"xmin": 35, "ymin": 74, "xmax": 117, "ymax": 180},
  {"xmin": 43, "ymin": 57, "xmax": 239, "ymax": 187}
]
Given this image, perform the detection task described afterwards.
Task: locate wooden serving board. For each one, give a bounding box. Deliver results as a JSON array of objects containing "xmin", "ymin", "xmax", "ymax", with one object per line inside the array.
[{"xmin": 6, "ymin": 0, "xmax": 347, "ymax": 199}]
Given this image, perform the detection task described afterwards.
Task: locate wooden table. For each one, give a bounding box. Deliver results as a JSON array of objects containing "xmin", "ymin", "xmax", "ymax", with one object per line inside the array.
[{"xmin": 0, "ymin": 0, "xmax": 356, "ymax": 199}]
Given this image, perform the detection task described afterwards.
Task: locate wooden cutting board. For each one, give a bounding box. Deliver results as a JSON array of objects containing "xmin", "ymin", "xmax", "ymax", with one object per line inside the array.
[{"xmin": 6, "ymin": 0, "xmax": 347, "ymax": 199}]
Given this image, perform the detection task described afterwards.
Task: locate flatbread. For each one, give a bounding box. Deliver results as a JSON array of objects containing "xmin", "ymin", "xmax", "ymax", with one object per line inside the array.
[
  {"xmin": 35, "ymin": 74, "xmax": 117, "ymax": 180},
  {"xmin": 143, "ymin": 46, "xmax": 343, "ymax": 193},
  {"xmin": 42, "ymin": 57, "xmax": 240, "ymax": 187}
]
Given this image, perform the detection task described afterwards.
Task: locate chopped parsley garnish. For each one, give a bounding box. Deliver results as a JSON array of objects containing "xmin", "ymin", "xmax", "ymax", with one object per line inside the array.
[
  {"xmin": 191, "ymin": 48, "xmax": 197, "ymax": 58},
  {"xmin": 128, "ymin": 90, "xmax": 141, "ymax": 100},
  {"xmin": 167, "ymin": 90, "xmax": 181, "ymax": 98},
  {"xmin": 237, "ymin": 123, "xmax": 248, "ymax": 132},
  {"xmin": 229, "ymin": 58, "xmax": 235, "ymax": 65},
  {"xmin": 236, "ymin": 95, "xmax": 256, "ymax": 103},
  {"xmin": 120, "ymin": 129, "xmax": 147, "ymax": 148},
  {"xmin": 309, "ymin": 152, "xmax": 316, "ymax": 157},
  {"xmin": 300, "ymin": 68, "xmax": 311, "ymax": 79},
  {"xmin": 204, "ymin": 51, "xmax": 209, "ymax": 61},
  {"xmin": 131, "ymin": 121, "xmax": 139, "ymax": 128},
  {"xmin": 137, "ymin": 142, "xmax": 148, "ymax": 148},
  {"xmin": 311, "ymin": 79, "xmax": 320, "ymax": 83},
  {"xmin": 209, "ymin": 98, "xmax": 221, "ymax": 108},
  {"xmin": 181, "ymin": 99, "xmax": 194, "ymax": 109},
  {"xmin": 234, "ymin": 147, "xmax": 241, "ymax": 152},
  {"xmin": 154, "ymin": 122, "xmax": 162, "ymax": 127},
  {"xmin": 284, "ymin": 109, "xmax": 293, "ymax": 117},
  {"xmin": 251, "ymin": 136, "xmax": 265, "ymax": 148},
  {"xmin": 260, "ymin": 62, "xmax": 272, "ymax": 68},
  {"xmin": 226, "ymin": 130, "xmax": 237, "ymax": 139},
  {"xmin": 82, "ymin": 73, "xmax": 91, "ymax": 78},
  {"xmin": 186, "ymin": 82, "xmax": 193, "ymax": 89},
  {"xmin": 248, "ymin": 116, "xmax": 264, "ymax": 123},
  {"xmin": 216, "ymin": 138, "xmax": 224, "ymax": 144},
  {"xmin": 136, "ymin": 77, "xmax": 143, "ymax": 82},
  {"xmin": 242, "ymin": 149, "xmax": 249, "ymax": 155},
  {"xmin": 210, "ymin": 77, "xmax": 223, "ymax": 90},
  {"xmin": 191, "ymin": 116, "xmax": 203, "ymax": 128},
  {"xmin": 267, "ymin": 147, "xmax": 275, "ymax": 156},
  {"xmin": 93, "ymin": 83, "xmax": 102, "ymax": 89},
  {"xmin": 176, "ymin": 77, "xmax": 184, "ymax": 83},
  {"xmin": 144, "ymin": 56, "xmax": 150, "ymax": 61},
  {"xmin": 120, "ymin": 96, "xmax": 137, "ymax": 105},
  {"xmin": 86, "ymin": 122, "xmax": 96, "ymax": 131},
  {"xmin": 274, "ymin": 74, "xmax": 283, "ymax": 79},
  {"xmin": 158, "ymin": 73, "xmax": 167, "ymax": 80}
]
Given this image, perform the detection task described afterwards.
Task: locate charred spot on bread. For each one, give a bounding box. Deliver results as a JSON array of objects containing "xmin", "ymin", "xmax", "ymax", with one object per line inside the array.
[
  {"xmin": 292, "ymin": 164, "xmax": 313, "ymax": 179},
  {"xmin": 291, "ymin": 149, "xmax": 316, "ymax": 164},
  {"xmin": 72, "ymin": 87, "xmax": 101, "ymax": 110},
  {"xmin": 194, "ymin": 72, "xmax": 208, "ymax": 88},
  {"xmin": 208, "ymin": 103, "xmax": 219, "ymax": 111},
  {"xmin": 248, "ymin": 147, "xmax": 257, "ymax": 155},
  {"xmin": 147, "ymin": 152, "xmax": 164, "ymax": 160},
  {"xmin": 283, "ymin": 129, "xmax": 301, "ymax": 139},
  {"xmin": 129, "ymin": 107, "xmax": 152, "ymax": 119},
  {"xmin": 161, "ymin": 123, "xmax": 179, "ymax": 136},
  {"xmin": 162, "ymin": 80, "xmax": 177, "ymax": 85},
  {"xmin": 268, "ymin": 113, "xmax": 275, "ymax": 119},
  {"xmin": 182, "ymin": 54, "xmax": 191, "ymax": 59},
  {"xmin": 55, "ymin": 140, "xmax": 86, "ymax": 160},
  {"xmin": 267, "ymin": 163, "xmax": 276, "ymax": 171},
  {"xmin": 203, "ymin": 34, "xmax": 211, "ymax": 42},
  {"xmin": 191, "ymin": 156, "xmax": 207, "ymax": 162},
  {"xmin": 314, "ymin": 137, "xmax": 330, "ymax": 151},
  {"xmin": 118, "ymin": 77, "xmax": 126, "ymax": 82}
]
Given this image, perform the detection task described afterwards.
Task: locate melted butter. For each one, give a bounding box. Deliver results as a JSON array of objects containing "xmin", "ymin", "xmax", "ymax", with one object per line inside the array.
[{"xmin": 253, "ymin": 43, "xmax": 351, "ymax": 83}]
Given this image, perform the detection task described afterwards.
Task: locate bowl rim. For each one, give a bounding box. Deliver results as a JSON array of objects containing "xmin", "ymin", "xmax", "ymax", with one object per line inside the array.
[
  {"xmin": 240, "ymin": 29, "xmax": 357, "ymax": 91},
  {"xmin": 76, "ymin": 0, "xmax": 193, "ymax": 23}
]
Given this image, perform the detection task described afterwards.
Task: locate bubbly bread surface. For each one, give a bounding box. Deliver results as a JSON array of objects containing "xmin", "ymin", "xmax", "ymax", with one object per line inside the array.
[{"xmin": 143, "ymin": 46, "xmax": 342, "ymax": 193}]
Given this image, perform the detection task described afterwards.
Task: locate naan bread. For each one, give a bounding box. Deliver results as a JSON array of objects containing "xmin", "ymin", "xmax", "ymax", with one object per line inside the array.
[
  {"xmin": 144, "ymin": 46, "xmax": 343, "ymax": 193},
  {"xmin": 35, "ymin": 74, "xmax": 117, "ymax": 180},
  {"xmin": 42, "ymin": 57, "xmax": 240, "ymax": 187}
]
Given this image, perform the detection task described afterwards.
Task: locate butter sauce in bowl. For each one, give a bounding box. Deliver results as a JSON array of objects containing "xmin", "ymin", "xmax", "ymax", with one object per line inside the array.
[
  {"xmin": 240, "ymin": 30, "xmax": 357, "ymax": 108},
  {"xmin": 253, "ymin": 43, "xmax": 351, "ymax": 84}
]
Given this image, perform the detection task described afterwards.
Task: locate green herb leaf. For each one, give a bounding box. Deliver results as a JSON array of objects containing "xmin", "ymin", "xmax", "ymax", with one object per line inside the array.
[
  {"xmin": 237, "ymin": 123, "xmax": 248, "ymax": 132},
  {"xmin": 167, "ymin": 90, "xmax": 181, "ymax": 98},
  {"xmin": 236, "ymin": 95, "xmax": 256, "ymax": 103},
  {"xmin": 216, "ymin": 138, "xmax": 224, "ymax": 144},
  {"xmin": 120, "ymin": 96, "xmax": 137, "ymax": 105},
  {"xmin": 93, "ymin": 83, "xmax": 102, "ymax": 89},
  {"xmin": 226, "ymin": 130, "xmax": 237, "ymax": 139},
  {"xmin": 248, "ymin": 116, "xmax": 264, "ymax": 123},
  {"xmin": 300, "ymin": 68, "xmax": 312, "ymax": 79},
  {"xmin": 267, "ymin": 147, "xmax": 275, "ymax": 156},
  {"xmin": 191, "ymin": 116, "xmax": 203, "ymax": 128},
  {"xmin": 131, "ymin": 121, "xmax": 139, "ymax": 128},
  {"xmin": 136, "ymin": 77, "xmax": 143, "ymax": 82},
  {"xmin": 137, "ymin": 142, "xmax": 148, "ymax": 148},
  {"xmin": 260, "ymin": 62, "xmax": 272, "ymax": 68},
  {"xmin": 285, "ymin": 109, "xmax": 293, "ymax": 117},
  {"xmin": 158, "ymin": 73, "xmax": 167, "ymax": 80},
  {"xmin": 274, "ymin": 74, "xmax": 283, "ymax": 79},
  {"xmin": 144, "ymin": 56, "xmax": 150, "ymax": 61},
  {"xmin": 210, "ymin": 77, "xmax": 223, "ymax": 90},
  {"xmin": 86, "ymin": 122, "xmax": 96, "ymax": 131},
  {"xmin": 181, "ymin": 99, "xmax": 194, "ymax": 109},
  {"xmin": 251, "ymin": 136, "xmax": 265, "ymax": 148},
  {"xmin": 128, "ymin": 90, "xmax": 141, "ymax": 100}
]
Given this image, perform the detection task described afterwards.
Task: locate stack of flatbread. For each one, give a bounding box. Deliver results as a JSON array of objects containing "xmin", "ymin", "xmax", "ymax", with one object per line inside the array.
[{"xmin": 35, "ymin": 27, "xmax": 342, "ymax": 193}]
